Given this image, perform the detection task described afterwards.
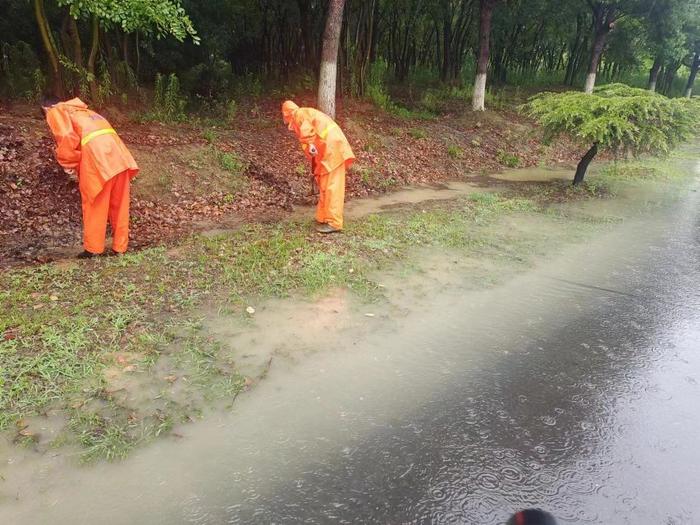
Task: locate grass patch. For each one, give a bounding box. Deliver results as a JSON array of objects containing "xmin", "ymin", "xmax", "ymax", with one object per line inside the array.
[
  {"xmin": 202, "ymin": 128, "xmax": 218, "ymax": 144},
  {"xmin": 409, "ymin": 128, "xmax": 428, "ymax": 140},
  {"xmin": 71, "ymin": 413, "xmax": 134, "ymax": 463},
  {"xmin": 218, "ymin": 150, "xmax": 246, "ymax": 176},
  {"xmin": 496, "ymin": 149, "xmax": 520, "ymax": 168},
  {"xmin": 599, "ymin": 157, "xmax": 691, "ymax": 183},
  {"xmin": 358, "ymin": 167, "xmax": 398, "ymax": 190},
  {"xmin": 448, "ymin": 144, "xmax": 464, "ymax": 159},
  {"xmin": 419, "ymin": 85, "xmax": 515, "ymax": 114}
]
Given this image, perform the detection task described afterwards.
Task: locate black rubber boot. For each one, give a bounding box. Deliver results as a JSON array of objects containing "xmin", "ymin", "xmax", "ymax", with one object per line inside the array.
[
  {"xmin": 76, "ymin": 250, "xmax": 96, "ymax": 259},
  {"xmin": 315, "ymin": 223, "xmax": 341, "ymax": 234}
]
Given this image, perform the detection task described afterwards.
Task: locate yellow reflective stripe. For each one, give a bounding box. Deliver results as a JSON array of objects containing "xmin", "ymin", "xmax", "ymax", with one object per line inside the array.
[
  {"xmin": 81, "ymin": 128, "xmax": 116, "ymax": 146},
  {"xmin": 319, "ymin": 123, "xmax": 338, "ymax": 140}
]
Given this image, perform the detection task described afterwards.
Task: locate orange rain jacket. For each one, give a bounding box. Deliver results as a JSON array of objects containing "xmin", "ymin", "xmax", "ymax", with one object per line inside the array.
[
  {"xmin": 281, "ymin": 101, "xmax": 355, "ymax": 176},
  {"xmin": 45, "ymin": 98, "xmax": 138, "ymax": 203}
]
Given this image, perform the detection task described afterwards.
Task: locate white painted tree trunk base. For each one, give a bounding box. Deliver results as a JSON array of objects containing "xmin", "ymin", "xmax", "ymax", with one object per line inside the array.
[
  {"xmin": 472, "ymin": 73, "xmax": 487, "ymax": 111},
  {"xmin": 685, "ymin": 88, "xmax": 693, "ymax": 98},
  {"xmin": 648, "ymin": 81, "xmax": 657, "ymax": 93},
  {"xmin": 318, "ymin": 60, "xmax": 337, "ymax": 118},
  {"xmin": 584, "ymin": 73, "xmax": 596, "ymax": 94}
]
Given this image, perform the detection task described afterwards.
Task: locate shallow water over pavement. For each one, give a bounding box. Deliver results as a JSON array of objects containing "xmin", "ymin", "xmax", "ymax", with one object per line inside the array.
[{"xmin": 2, "ymin": 166, "xmax": 700, "ymax": 524}]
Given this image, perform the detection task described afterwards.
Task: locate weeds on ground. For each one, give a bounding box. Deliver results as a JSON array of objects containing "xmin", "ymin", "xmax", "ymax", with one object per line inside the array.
[
  {"xmin": 367, "ymin": 59, "xmax": 435, "ymax": 120},
  {"xmin": 143, "ymin": 73, "xmax": 187, "ymax": 123},
  {"xmin": 358, "ymin": 167, "xmax": 397, "ymax": 190},
  {"xmin": 218, "ymin": 150, "xmax": 246, "ymax": 176},
  {"xmin": 409, "ymin": 128, "xmax": 428, "ymax": 139},
  {"xmin": 420, "ymin": 85, "xmax": 514, "ymax": 114},
  {"xmin": 202, "ymin": 128, "xmax": 218, "ymax": 144},
  {"xmin": 496, "ymin": 149, "xmax": 520, "ymax": 168},
  {"xmin": 448, "ymin": 144, "xmax": 464, "ymax": 159}
]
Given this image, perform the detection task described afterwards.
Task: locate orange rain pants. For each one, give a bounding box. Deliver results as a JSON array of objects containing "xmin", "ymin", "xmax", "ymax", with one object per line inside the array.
[
  {"xmin": 282, "ymin": 100, "xmax": 355, "ymax": 231},
  {"xmin": 82, "ymin": 171, "xmax": 131, "ymax": 253},
  {"xmin": 315, "ymin": 165, "xmax": 346, "ymax": 230},
  {"xmin": 44, "ymin": 98, "xmax": 138, "ymax": 253}
]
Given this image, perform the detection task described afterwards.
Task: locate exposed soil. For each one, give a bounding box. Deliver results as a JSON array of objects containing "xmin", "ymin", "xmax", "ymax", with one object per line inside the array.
[{"xmin": 0, "ymin": 96, "xmax": 586, "ymax": 267}]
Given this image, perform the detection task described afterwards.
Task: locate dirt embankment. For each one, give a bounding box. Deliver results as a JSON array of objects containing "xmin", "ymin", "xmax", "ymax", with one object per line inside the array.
[{"xmin": 0, "ymin": 97, "xmax": 584, "ymax": 267}]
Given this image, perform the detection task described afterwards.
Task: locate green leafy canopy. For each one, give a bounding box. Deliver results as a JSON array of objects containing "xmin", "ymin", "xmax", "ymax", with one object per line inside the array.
[
  {"xmin": 525, "ymin": 84, "xmax": 700, "ymax": 156},
  {"xmin": 57, "ymin": 0, "xmax": 199, "ymax": 43}
]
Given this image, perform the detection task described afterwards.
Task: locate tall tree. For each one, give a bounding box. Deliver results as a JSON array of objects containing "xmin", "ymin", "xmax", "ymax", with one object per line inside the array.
[
  {"xmin": 584, "ymin": 1, "xmax": 619, "ymax": 93},
  {"xmin": 472, "ymin": 0, "xmax": 498, "ymax": 111},
  {"xmin": 643, "ymin": 0, "xmax": 687, "ymax": 91},
  {"xmin": 318, "ymin": 0, "xmax": 346, "ymax": 118},
  {"xmin": 682, "ymin": 9, "xmax": 700, "ymax": 97}
]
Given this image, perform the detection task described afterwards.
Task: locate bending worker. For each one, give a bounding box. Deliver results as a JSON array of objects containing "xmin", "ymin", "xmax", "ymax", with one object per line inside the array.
[
  {"xmin": 282, "ymin": 100, "xmax": 355, "ymax": 233},
  {"xmin": 42, "ymin": 98, "xmax": 139, "ymax": 258}
]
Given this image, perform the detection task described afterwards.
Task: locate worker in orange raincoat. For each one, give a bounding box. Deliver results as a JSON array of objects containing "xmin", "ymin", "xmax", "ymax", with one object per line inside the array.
[
  {"xmin": 282, "ymin": 100, "xmax": 355, "ymax": 233},
  {"xmin": 42, "ymin": 98, "xmax": 139, "ymax": 258}
]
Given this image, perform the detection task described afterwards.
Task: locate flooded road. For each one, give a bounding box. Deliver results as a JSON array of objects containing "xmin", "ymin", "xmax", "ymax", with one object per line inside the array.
[{"xmin": 2, "ymin": 166, "xmax": 700, "ymax": 524}]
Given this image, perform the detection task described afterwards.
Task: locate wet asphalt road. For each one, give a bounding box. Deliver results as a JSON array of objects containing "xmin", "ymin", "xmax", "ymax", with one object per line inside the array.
[{"xmin": 221, "ymin": 191, "xmax": 700, "ymax": 523}]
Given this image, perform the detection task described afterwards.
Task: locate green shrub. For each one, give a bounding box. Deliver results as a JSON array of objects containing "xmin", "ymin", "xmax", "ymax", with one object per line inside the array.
[
  {"xmin": 226, "ymin": 99, "xmax": 238, "ymax": 120},
  {"xmin": 0, "ymin": 41, "xmax": 43, "ymax": 100},
  {"xmin": 447, "ymin": 145, "xmax": 464, "ymax": 159},
  {"xmin": 194, "ymin": 97, "xmax": 238, "ymax": 123},
  {"xmin": 421, "ymin": 86, "xmax": 473, "ymax": 114},
  {"xmin": 418, "ymin": 85, "xmax": 509, "ymax": 114},
  {"xmin": 526, "ymin": 84, "xmax": 699, "ymax": 155},
  {"xmin": 496, "ymin": 150, "xmax": 520, "ymax": 167},
  {"xmin": 96, "ymin": 61, "xmax": 114, "ymax": 104},
  {"xmin": 202, "ymin": 129, "xmax": 217, "ymax": 143},
  {"xmin": 218, "ymin": 151, "xmax": 245, "ymax": 175},
  {"xmin": 365, "ymin": 59, "xmax": 434, "ymax": 120},
  {"xmin": 409, "ymin": 128, "xmax": 428, "ymax": 139},
  {"xmin": 232, "ymin": 72, "xmax": 263, "ymax": 98},
  {"xmin": 149, "ymin": 73, "xmax": 187, "ymax": 122},
  {"xmin": 181, "ymin": 59, "xmax": 233, "ymax": 100},
  {"xmin": 525, "ymin": 83, "xmax": 700, "ymax": 183},
  {"xmin": 367, "ymin": 59, "xmax": 392, "ymax": 110},
  {"xmin": 390, "ymin": 105, "xmax": 434, "ymax": 120},
  {"xmin": 359, "ymin": 167, "xmax": 397, "ymax": 189}
]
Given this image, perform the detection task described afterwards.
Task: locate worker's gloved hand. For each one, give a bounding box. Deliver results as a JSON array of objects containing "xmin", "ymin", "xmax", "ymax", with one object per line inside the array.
[
  {"xmin": 308, "ymin": 144, "xmax": 318, "ymax": 156},
  {"xmin": 64, "ymin": 168, "xmax": 77, "ymax": 182}
]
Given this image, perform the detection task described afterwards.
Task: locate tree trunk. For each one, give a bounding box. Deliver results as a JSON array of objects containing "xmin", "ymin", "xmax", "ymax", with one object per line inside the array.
[
  {"xmin": 87, "ymin": 15, "xmax": 99, "ymax": 103},
  {"xmin": 68, "ymin": 16, "xmax": 83, "ymax": 68},
  {"xmin": 60, "ymin": 15, "xmax": 71, "ymax": 65},
  {"xmin": 318, "ymin": 0, "xmax": 346, "ymax": 118},
  {"xmin": 34, "ymin": 0, "xmax": 63, "ymax": 97},
  {"xmin": 685, "ymin": 52, "xmax": 699, "ymax": 98},
  {"xmin": 661, "ymin": 60, "xmax": 680, "ymax": 95},
  {"xmin": 135, "ymin": 31, "xmax": 141, "ymax": 80},
  {"xmin": 573, "ymin": 142, "xmax": 598, "ymax": 185},
  {"xmin": 472, "ymin": 0, "xmax": 497, "ymax": 111},
  {"xmin": 584, "ymin": 32, "xmax": 606, "ymax": 93},
  {"xmin": 584, "ymin": 3, "xmax": 616, "ymax": 94},
  {"xmin": 648, "ymin": 55, "xmax": 662, "ymax": 92},
  {"xmin": 122, "ymin": 32, "xmax": 128, "ymax": 64}
]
